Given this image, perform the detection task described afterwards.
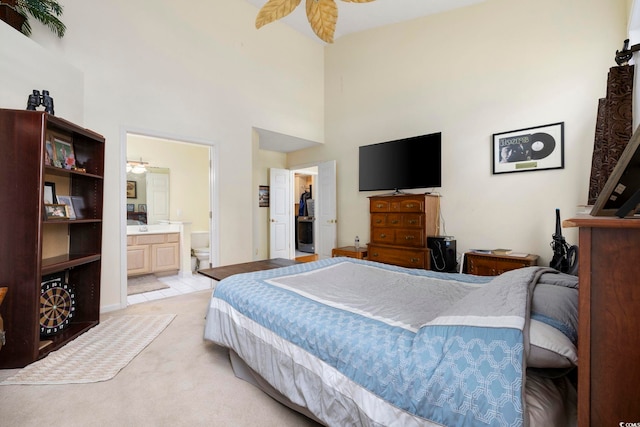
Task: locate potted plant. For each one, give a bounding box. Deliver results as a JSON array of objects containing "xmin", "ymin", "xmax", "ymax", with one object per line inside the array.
[{"xmin": 0, "ymin": 0, "xmax": 65, "ymax": 37}]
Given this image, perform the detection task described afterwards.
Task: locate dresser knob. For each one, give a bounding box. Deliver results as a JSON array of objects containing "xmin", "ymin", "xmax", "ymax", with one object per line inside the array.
[
  {"xmin": 405, "ymin": 236, "xmax": 415, "ymax": 240},
  {"xmin": 379, "ymin": 234, "xmax": 386, "ymax": 238},
  {"xmin": 376, "ymin": 219, "xmax": 382, "ymax": 224},
  {"xmin": 408, "ymin": 220, "xmax": 416, "ymax": 224},
  {"xmin": 372, "ymin": 252, "xmax": 378, "ymax": 257},
  {"xmin": 376, "ymin": 204, "xmax": 384, "ymax": 208},
  {"xmin": 410, "ymin": 258, "xmax": 419, "ymax": 263},
  {"xmin": 391, "ymin": 220, "xmax": 399, "ymax": 224},
  {"xmin": 406, "ymin": 203, "xmax": 415, "ymax": 208}
]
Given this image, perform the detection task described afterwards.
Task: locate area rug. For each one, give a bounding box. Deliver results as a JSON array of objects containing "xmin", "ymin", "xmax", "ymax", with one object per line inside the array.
[
  {"xmin": 0, "ymin": 314, "xmax": 176, "ymax": 385},
  {"xmin": 127, "ymin": 274, "xmax": 170, "ymax": 295}
]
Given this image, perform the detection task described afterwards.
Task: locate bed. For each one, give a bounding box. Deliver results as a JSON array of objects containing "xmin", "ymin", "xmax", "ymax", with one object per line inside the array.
[{"xmin": 204, "ymin": 257, "xmax": 578, "ymax": 426}]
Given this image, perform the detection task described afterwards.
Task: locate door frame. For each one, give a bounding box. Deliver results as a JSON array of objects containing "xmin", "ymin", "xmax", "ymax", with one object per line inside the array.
[
  {"xmin": 119, "ymin": 127, "xmax": 219, "ymax": 309},
  {"xmin": 283, "ymin": 160, "xmax": 336, "ymax": 260}
]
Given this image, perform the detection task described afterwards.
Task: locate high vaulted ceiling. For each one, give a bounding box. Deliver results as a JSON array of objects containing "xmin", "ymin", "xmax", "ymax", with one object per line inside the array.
[
  {"xmin": 246, "ymin": 0, "xmax": 487, "ymax": 43},
  {"xmin": 250, "ymin": 0, "xmax": 489, "ymax": 152}
]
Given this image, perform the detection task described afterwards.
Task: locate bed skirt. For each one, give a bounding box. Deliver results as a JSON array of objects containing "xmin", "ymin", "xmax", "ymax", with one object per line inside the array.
[{"xmin": 227, "ymin": 348, "xmax": 576, "ymax": 427}]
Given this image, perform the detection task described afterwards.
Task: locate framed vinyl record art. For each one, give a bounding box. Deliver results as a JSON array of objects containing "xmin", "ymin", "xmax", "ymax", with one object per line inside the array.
[{"xmin": 492, "ymin": 122, "xmax": 564, "ymax": 174}]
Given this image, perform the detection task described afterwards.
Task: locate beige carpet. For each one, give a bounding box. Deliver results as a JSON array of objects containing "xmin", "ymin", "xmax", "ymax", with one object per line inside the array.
[
  {"xmin": 1, "ymin": 314, "xmax": 176, "ymax": 385},
  {"xmin": 0, "ymin": 290, "xmax": 320, "ymax": 427},
  {"xmin": 127, "ymin": 274, "xmax": 170, "ymax": 295}
]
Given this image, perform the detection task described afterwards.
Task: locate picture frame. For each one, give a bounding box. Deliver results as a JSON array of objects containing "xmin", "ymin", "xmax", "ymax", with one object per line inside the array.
[
  {"xmin": 44, "ymin": 138, "xmax": 54, "ymax": 166},
  {"xmin": 56, "ymin": 195, "xmax": 76, "ymax": 219},
  {"xmin": 44, "ymin": 182, "xmax": 56, "ymax": 204},
  {"xmin": 138, "ymin": 204, "xmax": 147, "ymax": 212},
  {"xmin": 591, "ymin": 124, "xmax": 640, "ymax": 216},
  {"xmin": 127, "ymin": 203, "xmax": 135, "ymax": 212},
  {"xmin": 71, "ymin": 196, "xmax": 86, "ymax": 219},
  {"xmin": 492, "ymin": 122, "xmax": 564, "ymax": 174},
  {"xmin": 44, "ymin": 204, "xmax": 69, "ymax": 220},
  {"xmin": 126, "ymin": 181, "xmax": 137, "ymax": 198},
  {"xmin": 51, "ymin": 134, "xmax": 76, "ymax": 170},
  {"xmin": 259, "ymin": 185, "xmax": 269, "ymax": 207}
]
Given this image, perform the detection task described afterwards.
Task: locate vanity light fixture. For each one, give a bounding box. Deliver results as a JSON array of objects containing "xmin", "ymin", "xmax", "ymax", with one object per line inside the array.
[{"xmin": 126, "ymin": 158, "xmax": 148, "ymax": 174}]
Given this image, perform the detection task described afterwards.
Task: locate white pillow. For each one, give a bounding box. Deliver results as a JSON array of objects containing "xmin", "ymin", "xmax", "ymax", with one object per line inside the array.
[{"xmin": 528, "ymin": 319, "xmax": 577, "ymax": 368}]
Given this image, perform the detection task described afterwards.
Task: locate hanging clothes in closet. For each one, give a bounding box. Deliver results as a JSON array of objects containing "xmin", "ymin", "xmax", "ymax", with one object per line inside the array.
[{"xmin": 298, "ymin": 189, "xmax": 312, "ymax": 217}]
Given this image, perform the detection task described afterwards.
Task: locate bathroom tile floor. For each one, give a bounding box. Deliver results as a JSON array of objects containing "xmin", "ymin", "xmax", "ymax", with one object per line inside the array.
[{"xmin": 127, "ymin": 272, "xmax": 216, "ymax": 305}]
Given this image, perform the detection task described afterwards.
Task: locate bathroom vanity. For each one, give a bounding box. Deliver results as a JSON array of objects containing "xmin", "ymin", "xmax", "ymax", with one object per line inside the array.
[{"xmin": 127, "ymin": 229, "xmax": 180, "ymax": 276}]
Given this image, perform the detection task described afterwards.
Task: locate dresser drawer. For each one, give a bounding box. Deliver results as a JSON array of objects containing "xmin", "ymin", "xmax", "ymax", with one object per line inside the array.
[
  {"xmin": 367, "ymin": 244, "xmax": 429, "ymax": 269},
  {"xmin": 371, "ymin": 213, "xmax": 388, "ymax": 226},
  {"xmin": 370, "ymin": 199, "xmax": 391, "ymax": 212},
  {"xmin": 394, "ymin": 198, "xmax": 424, "ymax": 212},
  {"xmin": 371, "ymin": 227, "xmax": 396, "ymax": 244},
  {"xmin": 402, "ymin": 213, "xmax": 424, "ymax": 228},
  {"xmin": 395, "ymin": 229, "xmax": 424, "ymax": 247}
]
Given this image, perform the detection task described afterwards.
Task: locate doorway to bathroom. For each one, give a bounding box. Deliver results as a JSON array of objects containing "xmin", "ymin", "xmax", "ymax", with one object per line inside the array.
[{"xmin": 122, "ymin": 131, "xmax": 218, "ymax": 307}]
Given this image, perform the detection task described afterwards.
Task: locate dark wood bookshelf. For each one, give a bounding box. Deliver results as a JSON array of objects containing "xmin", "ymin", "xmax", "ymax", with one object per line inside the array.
[{"xmin": 0, "ymin": 109, "xmax": 105, "ymax": 368}]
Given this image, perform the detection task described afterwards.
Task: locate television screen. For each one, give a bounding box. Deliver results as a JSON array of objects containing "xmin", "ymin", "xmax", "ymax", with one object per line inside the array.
[{"xmin": 359, "ymin": 132, "xmax": 441, "ymax": 192}]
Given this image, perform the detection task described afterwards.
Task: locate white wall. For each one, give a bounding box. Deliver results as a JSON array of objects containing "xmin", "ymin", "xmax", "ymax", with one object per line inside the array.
[
  {"xmin": 253, "ymin": 143, "xmax": 287, "ymax": 260},
  {"xmin": 0, "ymin": 23, "xmax": 84, "ymax": 123},
  {"xmin": 2, "ymin": 0, "xmax": 325, "ymax": 311},
  {"xmin": 289, "ymin": 0, "xmax": 629, "ymax": 266}
]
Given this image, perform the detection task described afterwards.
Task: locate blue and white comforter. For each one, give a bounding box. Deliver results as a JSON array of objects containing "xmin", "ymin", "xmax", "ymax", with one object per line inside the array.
[{"xmin": 204, "ymin": 257, "xmax": 571, "ymax": 426}]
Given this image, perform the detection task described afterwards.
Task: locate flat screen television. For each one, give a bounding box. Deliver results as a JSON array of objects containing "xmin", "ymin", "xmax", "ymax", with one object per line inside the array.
[{"xmin": 359, "ymin": 132, "xmax": 441, "ymax": 192}]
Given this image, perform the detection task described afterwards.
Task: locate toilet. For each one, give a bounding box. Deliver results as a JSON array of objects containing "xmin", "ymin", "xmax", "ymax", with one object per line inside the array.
[{"xmin": 191, "ymin": 231, "xmax": 210, "ymax": 271}]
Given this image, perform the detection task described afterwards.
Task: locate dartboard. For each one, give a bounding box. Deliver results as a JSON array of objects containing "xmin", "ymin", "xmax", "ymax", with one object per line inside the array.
[{"xmin": 40, "ymin": 279, "xmax": 75, "ymax": 336}]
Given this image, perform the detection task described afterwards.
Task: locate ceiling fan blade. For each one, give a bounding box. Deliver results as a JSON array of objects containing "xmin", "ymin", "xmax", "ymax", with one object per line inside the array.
[
  {"xmin": 306, "ymin": 0, "xmax": 337, "ymax": 43},
  {"xmin": 256, "ymin": 0, "xmax": 302, "ymax": 29}
]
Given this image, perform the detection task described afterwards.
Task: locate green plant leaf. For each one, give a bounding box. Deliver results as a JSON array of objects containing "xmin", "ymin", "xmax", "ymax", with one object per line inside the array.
[{"xmin": 14, "ymin": 0, "xmax": 66, "ymax": 38}]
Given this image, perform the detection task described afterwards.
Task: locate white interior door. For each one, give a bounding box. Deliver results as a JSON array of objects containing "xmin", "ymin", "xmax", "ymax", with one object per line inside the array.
[
  {"xmin": 146, "ymin": 172, "xmax": 170, "ymax": 224},
  {"xmin": 316, "ymin": 160, "xmax": 337, "ymax": 259},
  {"xmin": 269, "ymin": 168, "xmax": 291, "ymax": 259}
]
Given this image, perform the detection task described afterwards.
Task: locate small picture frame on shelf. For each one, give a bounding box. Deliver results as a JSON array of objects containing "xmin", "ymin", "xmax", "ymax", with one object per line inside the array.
[
  {"xmin": 138, "ymin": 204, "xmax": 147, "ymax": 212},
  {"xmin": 71, "ymin": 196, "xmax": 86, "ymax": 219},
  {"xmin": 127, "ymin": 181, "xmax": 137, "ymax": 198},
  {"xmin": 127, "ymin": 203, "xmax": 135, "ymax": 212},
  {"xmin": 56, "ymin": 195, "xmax": 76, "ymax": 220},
  {"xmin": 44, "ymin": 204, "xmax": 69, "ymax": 220},
  {"xmin": 44, "ymin": 182, "xmax": 56, "ymax": 204},
  {"xmin": 51, "ymin": 134, "xmax": 76, "ymax": 170},
  {"xmin": 44, "ymin": 138, "xmax": 54, "ymax": 166}
]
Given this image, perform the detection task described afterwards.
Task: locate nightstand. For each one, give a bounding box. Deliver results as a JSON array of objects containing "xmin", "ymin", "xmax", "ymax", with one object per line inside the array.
[
  {"xmin": 464, "ymin": 252, "xmax": 538, "ymax": 276},
  {"xmin": 331, "ymin": 246, "xmax": 368, "ymax": 260}
]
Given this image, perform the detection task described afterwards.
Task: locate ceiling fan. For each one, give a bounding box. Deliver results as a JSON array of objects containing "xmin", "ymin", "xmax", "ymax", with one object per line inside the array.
[{"xmin": 255, "ymin": 0, "xmax": 375, "ymax": 44}]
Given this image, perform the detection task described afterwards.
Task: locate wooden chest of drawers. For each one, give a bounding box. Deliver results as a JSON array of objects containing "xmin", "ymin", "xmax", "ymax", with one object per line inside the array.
[{"xmin": 367, "ymin": 193, "xmax": 440, "ymax": 269}]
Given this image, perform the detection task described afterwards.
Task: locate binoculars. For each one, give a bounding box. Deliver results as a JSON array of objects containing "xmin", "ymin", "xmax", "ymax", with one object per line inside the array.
[{"xmin": 26, "ymin": 90, "xmax": 55, "ymax": 115}]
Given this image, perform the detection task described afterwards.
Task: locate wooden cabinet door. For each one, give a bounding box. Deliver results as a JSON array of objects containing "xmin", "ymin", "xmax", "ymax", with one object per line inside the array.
[
  {"xmin": 151, "ymin": 243, "xmax": 179, "ymax": 272},
  {"xmin": 127, "ymin": 245, "xmax": 151, "ymax": 276}
]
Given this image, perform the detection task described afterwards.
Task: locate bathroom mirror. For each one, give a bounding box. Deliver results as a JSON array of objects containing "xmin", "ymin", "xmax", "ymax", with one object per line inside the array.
[{"xmin": 126, "ymin": 167, "xmax": 170, "ymax": 225}]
